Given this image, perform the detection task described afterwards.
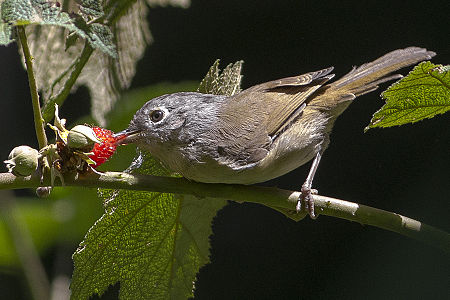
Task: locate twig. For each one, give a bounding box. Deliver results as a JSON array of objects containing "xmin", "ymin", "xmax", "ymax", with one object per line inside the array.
[
  {"xmin": 0, "ymin": 171, "xmax": 448, "ymax": 252},
  {"xmin": 16, "ymin": 26, "xmax": 47, "ymax": 149},
  {"xmin": 41, "ymin": 42, "xmax": 94, "ymax": 122}
]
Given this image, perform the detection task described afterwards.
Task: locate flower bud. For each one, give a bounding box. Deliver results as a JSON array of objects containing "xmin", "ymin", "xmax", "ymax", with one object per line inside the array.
[
  {"xmin": 67, "ymin": 125, "xmax": 101, "ymax": 149},
  {"xmin": 4, "ymin": 145, "xmax": 39, "ymax": 176}
]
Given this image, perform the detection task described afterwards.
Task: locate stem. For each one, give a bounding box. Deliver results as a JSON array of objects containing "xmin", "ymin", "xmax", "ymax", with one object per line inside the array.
[
  {"xmin": 0, "ymin": 171, "xmax": 448, "ymax": 252},
  {"xmin": 0, "ymin": 192, "xmax": 50, "ymax": 300},
  {"xmin": 104, "ymin": 0, "xmax": 138, "ymax": 26},
  {"xmin": 41, "ymin": 42, "xmax": 94, "ymax": 122},
  {"xmin": 16, "ymin": 26, "xmax": 47, "ymax": 149}
]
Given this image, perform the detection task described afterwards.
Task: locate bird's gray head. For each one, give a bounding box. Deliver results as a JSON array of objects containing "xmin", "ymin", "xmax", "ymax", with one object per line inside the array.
[{"xmin": 117, "ymin": 92, "xmax": 226, "ymax": 149}]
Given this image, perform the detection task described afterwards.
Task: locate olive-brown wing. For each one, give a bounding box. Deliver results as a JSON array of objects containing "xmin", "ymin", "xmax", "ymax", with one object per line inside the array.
[{"xmin": 212, "ymin": 68, "xmax": 335, "ymax": 167}]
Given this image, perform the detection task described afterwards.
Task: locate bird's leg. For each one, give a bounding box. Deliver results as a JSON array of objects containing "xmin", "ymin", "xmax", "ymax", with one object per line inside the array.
[{"xmin": 296, "ymin": 151, "xmax": 322, "ymax": 219}]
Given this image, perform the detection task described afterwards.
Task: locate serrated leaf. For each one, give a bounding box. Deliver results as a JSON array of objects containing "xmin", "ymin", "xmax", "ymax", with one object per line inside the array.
[
  {"xmin": 197, "ymin": 59, "xmax": 220, "ymax": 94},
  {"xmin": 0, "ymin": 15, "xmax": 13, "ymax": 45},
  {"xmin": 366, "ymin": 61, "xmax": 450, "ymax": 130},
  {"xmin": 17, "ymin": 0, "xmax": 190, "ymax": 125},
  {"xmin": 71, "ymin": 152, "xmax": 227, "ymax": 299},
  {"xmin": 197, "ymin": 59, "xmax": 244, "ymax": 96},
  {"xmin": 219, "ymin": 60, "xmax": 244, "ymax": 95},
  {"xmin": 71, "ymin": 61, "xmax": 244, "ymax": 299},
  {"xmin": 0, "ymin": 0, "xmax": 74, "ymax": 40},
  {"xmin": 79, "ymin": 0, "xmax": 104, "ymax": 18},
  {"xmin": 0, "ymin": 0, "xmax": 117, "ymax": 56},
  {"xmin": 1, "ymin": 0, "xmax": 71, "ymax": 26},
  {"xmin": 73, "ymin": 17, "xmax": 117, "ymax": 58}
]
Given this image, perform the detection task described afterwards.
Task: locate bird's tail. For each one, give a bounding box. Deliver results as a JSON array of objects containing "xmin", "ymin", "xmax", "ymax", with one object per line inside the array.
[{"xmin": 327, "ymin": 47, "xmax": 436, "ymax": 98}]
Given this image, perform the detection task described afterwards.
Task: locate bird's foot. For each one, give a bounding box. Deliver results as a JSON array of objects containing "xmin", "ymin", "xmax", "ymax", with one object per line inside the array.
[{"xmin": 296, "ymin": 183, "xmax": 318, "ymax": 219}]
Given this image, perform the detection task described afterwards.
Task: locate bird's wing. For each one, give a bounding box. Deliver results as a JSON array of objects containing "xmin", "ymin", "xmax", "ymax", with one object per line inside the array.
[
  {"xmin": 234, "ymin": 67, "xmax": 335, "ymax": 139},
  {"xmin": 212, "ymin": 68, "xmax": 335, "ymax": 167},
  {"xmin": 252, "ymin": 67, "xmax": 334, "ymax": 90}
]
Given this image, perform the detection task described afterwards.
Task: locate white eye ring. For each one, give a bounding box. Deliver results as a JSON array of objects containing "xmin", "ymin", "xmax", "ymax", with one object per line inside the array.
[{"xmin": 149, "ymin": 106, "xmax": 169, "ymax": 123}]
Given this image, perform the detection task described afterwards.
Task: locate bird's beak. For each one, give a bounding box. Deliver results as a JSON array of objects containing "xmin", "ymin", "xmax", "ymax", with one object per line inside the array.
[{"xmin": 113, "ymin": 128, "xmax": 142, "ymax": 145}]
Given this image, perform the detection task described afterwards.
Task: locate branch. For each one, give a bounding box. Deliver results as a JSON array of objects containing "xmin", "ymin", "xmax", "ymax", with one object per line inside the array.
[
  {"xmin": 0, "ymin": 171, "xmax": 448, "ymax": 252},
  {"xmin": 16, "ymin": 26, "xmax": 47, "ymax": 149},
  {"xmin": 41, "ymin": 42, "xmax": 94, "ymax": 122}
]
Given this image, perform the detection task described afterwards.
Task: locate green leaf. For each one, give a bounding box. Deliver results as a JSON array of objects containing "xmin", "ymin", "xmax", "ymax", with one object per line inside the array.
[
  {"xmin": 198, "ymin": 59, "xmax": 244, "ymax": 96},
  {"xmin": 16, "ymin": 0, "xmax": 190, "ymax": 125},
  {"xmin": 0, "ymin": 0, "xmax": 75, "ymax": 46},
  {"xmin": 0, "ymin": 4, "xmax": 14, "ymax": 45},
  {"xmin": 0, "ymin": 23, "xmax": 12, "ymax": 44},
  {"xmin": 366, "ymin": 61, "xmax": 450, "ymax": 130},
  {"xmin": 71, "ymin": 62, "xmax": 244, "ymax": 299},
  {"xmin": 0, "ymin": 0, "xmax": 117, "ymax": 56},
  {"xmin": 1, "ymin": 0, "xmax": 71, "ymax": 26},
  {"xmin": 79, "ymin": 0, "xmax": 104, "ymax": 18},
  {"xmin": 73, "ymin": 17, "xmax": 117, "ymax": 58},
  {"xmin": 197, "ymin": 59, "xmax": 220, "ymax": 94},
  {"xmin": 71, "ymin": 152, "xmax": 227, "ymax": 299}
]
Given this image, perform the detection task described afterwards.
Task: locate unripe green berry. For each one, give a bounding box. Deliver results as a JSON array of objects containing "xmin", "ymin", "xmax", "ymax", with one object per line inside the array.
[
  {"xmin": 4, "ymin": 145, "xmax": 39, "ymax": 176},
  {"xmin": 67, "ymin": 125, "xmax": 101, "ymax": 149}
]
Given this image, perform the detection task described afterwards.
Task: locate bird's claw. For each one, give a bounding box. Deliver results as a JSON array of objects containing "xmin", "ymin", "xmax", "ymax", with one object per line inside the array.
[{"xmin": 296, "ymin": 184, "xmax": 318, "ymax": 219}]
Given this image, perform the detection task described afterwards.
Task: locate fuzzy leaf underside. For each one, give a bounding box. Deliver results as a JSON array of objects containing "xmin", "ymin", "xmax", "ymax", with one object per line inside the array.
[
  {"xmin": 367, "ymin": 61, "xmax": 450, "ymax": 130},
  {"xmin": 71, "ymin": 61, "xmax": 244, "ymax": 299},
  {"xmin": 2, "ymin": 0, "xmax": 189, "ymax": 125},
  {"xmin": 0, "ymin": 15, "xmax": 13, "ymax": 44},
  {"xmin": 79, "ymin": 0, "xmax": 104, "ymax": 18},
  {"xmin": 0, "ymin": 0, "xmax": 117, "ymax": 57}
]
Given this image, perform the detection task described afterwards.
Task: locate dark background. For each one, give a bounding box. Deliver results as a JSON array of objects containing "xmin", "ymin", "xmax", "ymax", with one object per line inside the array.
[{"xmin": 1, "ymin": 0, "xmax": 449, "ymax": 299}]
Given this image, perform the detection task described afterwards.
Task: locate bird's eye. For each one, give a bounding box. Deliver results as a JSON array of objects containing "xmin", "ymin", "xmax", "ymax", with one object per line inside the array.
[{"xmin": 150, "ymin": 109, "xmax": 164, "ymax": 122}]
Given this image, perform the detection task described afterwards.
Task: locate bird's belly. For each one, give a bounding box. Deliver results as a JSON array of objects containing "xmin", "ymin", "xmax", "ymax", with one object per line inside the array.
[{"xmin": 178, "ymin": 142, "xmax": 319, "ymax": 184}]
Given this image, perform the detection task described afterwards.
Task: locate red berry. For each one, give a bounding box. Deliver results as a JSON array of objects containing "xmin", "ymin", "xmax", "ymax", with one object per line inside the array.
[{"xmin": 89, "ymin": 127, "xmax": 126, "ymax": 168}]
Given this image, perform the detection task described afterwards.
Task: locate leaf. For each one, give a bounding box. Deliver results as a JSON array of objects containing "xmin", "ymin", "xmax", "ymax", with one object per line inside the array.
[
  {"xmin": 197, "ymin": 59, "xmax": 220, "ymax": 94},
  {"xmin": 72, "ymin": 17, "xmax": 117, "ymax": 58},
  {"xmin": 71, "ymin": 61, "xmax": 244, "ymax": 299},
  {"xmin": 0, "ymin": 0, "xmax": 117, "ymax": 57},
  {"xmin": 1, "ymin": 0, "xmax": 72, "ymax": 26},
  {"xmin": 366, "ymin": 61, "xmax": 450, "ymax": 130},
  {"xmin": 17, "ymin": 0, "xmax": 190, "ymax": 125},
  {"xmin": 71, "ymin": 152, "xmax": 227, "ymax": 299},
  {"xmin": 0, "ymin": 8, "xmax": 13, "ymax": 45},
  {"xmin": 79, "ymin": 0, "xmax": 104, "ymax": 18},
  {"xmin": 198, "ymin": 59, "xmax": 244, "ymax": 96}
]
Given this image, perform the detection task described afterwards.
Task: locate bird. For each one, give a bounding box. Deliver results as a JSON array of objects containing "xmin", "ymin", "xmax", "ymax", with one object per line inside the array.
[{"xmin": 115, "ymin": 47, "xmax": 436, "ymax": 218}]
